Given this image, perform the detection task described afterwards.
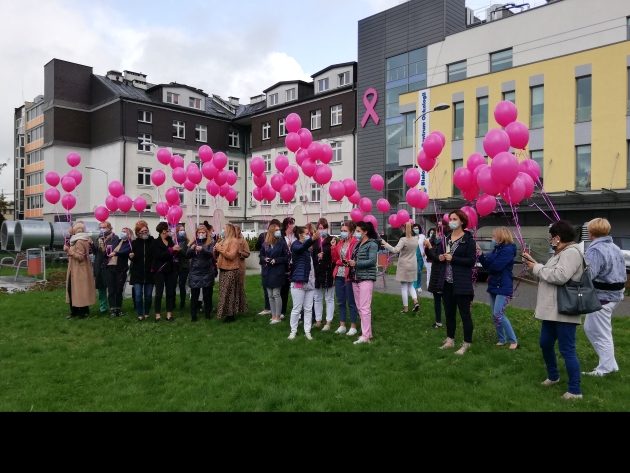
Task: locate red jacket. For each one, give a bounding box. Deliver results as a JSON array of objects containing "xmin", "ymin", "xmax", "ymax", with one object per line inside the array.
[{"xmin": 331, "ymin": 238, "xmax": 358, "ymax": 280}]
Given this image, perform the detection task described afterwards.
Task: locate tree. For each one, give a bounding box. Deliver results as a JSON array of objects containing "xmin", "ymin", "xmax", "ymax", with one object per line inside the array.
[{"xmin": 0, "ymin": 191, "xmax": 9, "ymax": 226}]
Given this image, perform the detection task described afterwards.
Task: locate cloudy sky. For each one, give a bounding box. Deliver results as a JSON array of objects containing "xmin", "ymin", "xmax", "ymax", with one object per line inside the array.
[{"xmin": 0, "ymin": 0, "xmax": 494, "ymax": 198}]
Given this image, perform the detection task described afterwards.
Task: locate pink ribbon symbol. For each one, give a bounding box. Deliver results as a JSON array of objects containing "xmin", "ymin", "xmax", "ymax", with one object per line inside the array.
[{"xmin": 361, "ymin": 87, "xmax": 380, "ymax": 128}]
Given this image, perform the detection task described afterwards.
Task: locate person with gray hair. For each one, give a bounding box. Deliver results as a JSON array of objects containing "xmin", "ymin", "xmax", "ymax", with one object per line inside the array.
[{"xmin": 582, "ymin": 218, "xmax": 627, "ymax": 377}]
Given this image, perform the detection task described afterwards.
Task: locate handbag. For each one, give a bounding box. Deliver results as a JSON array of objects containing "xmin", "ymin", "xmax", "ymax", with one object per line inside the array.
[{"xmin": 557, "ymin": 255, "xmax": 602, "ymax": 315}]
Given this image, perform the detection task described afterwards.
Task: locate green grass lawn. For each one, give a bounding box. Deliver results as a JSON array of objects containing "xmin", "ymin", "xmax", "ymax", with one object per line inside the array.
[{"xmin": 0, "ymin": 274, "xmax": 628, "ymax": 411}]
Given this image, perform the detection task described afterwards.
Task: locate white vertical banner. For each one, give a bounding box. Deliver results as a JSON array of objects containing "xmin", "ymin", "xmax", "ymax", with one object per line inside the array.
[{"xmin": 417, "ymin": 88, "xmax": 430, "ymax": 194}]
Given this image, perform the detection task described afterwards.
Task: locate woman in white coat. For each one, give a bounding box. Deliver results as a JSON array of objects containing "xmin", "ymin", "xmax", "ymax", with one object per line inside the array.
[{"xmin": 381, "ymin": 221, "xmax": 419, "ymax": 313}]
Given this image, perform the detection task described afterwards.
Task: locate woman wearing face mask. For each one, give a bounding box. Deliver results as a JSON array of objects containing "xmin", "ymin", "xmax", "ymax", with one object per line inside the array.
[
  {"xmin": 312, "ymin": 218, "xmax": 336, "ymax": 331},
  {"xmin": 108, "ymin": 227, "xmax": 133, "ymax": 318},
  {"xmin": 94, "ymin": 220, "xmax": 114, "ymax": 314},
  {"xmin": 215, "ymin": 223, "xmax": 247, "ymax": 322},
  {"xmin": 235, "ymin": 225, "xmax": 251, "ymax": 296},
  {"xmin": 348, "ymin": 221, "xmax": 379, "ymax": 344},
  {"xmin": 425, "ymin": 228, "xmax": 437, "ymax": 288},
  {"xmin": 175, "ymin": 224, "xmax": 190, "ymax": 311},
  {"xmin": 260, "ymin": 223, "xmax": 290, "ymax": 325},
  {"xmin": 523, "ymin": 220, "xmax": 586, "ymax": 400},
  {"xmin": 381, "ymin": 221, "xmax": 420, "ymax": 313},
  {"xmin": 101, "ymin": 222, "xmax": 125, "ymax": 318},
  {"xmin": 478, "ymin": 227, "xmax": 519, "ymax": 349},
  {"xmin": 64, "ymin": 221, "xmax": 96, "ymax": 319},
  {"xmin": 331, "ymin": 221, "xmax": 359, "ymax": 336},
  {"xmin": 152, "ymin": 222, "xmax": 181, "ymax": 322},
  {"xmin": 129, "ymin": 221, "xmax": 154, "ymax": 321},
  {"xmin": 435, "ymin": 210, "xmax": 476, "ymax": 355},
  {"xmin": 186, "ymin": 225, "xmax": 217, "ymax": 322},
  {"xmin": 288, "ymin": 225, "xmax": 319, "ymax": 340},
  {"xmin": 280, "ymin": 217, "xmax": 296, "ymax": 319},
  {"xmin": 412, "ymin": 224, "xmax": 426, "ymax": 297}
]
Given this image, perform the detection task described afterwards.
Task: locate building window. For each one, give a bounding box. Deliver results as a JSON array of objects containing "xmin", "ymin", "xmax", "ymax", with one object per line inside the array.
[
  {"xmin": 477, "ymin": 96, "xmax": 488, "ymax": 137},
  {"xmin": 277, "ymin": 118, "xmax": 287, "ymax": 137},
  {"xmin": 26, "ymin": 125, "xmax": 43, "ymax": 144},
  {"xmin": 503, "ymin": 90, "xmax": 515, "ymax": 104},
  {"xmin": 331, "ymin": 105, "xmax": 342, "ymax": 126},
  {"xmin": 262, "ymin": 154, "xmax": 272, "ymax": 173},
  {"xmin": 173, "ymin": 120, "xmax": 185, "ymax": 139},
  {"xmin": 576, "ymin": 75, "xmax": 592, "ymax": 122},
  {"xmin": 490, "ymin": 48, "xmax": 512, "ymax": 72},
  {"xmin": 330, "ymin": 142, "xmax": 342, "ymax": 163},
  {"xmin": 138, "ymin": 133, "xmax": 152, "ymax": 152},
  {"xmin": 189, "ymin": 97, "xmax": 201, "ymax": 109},
  {"xmin": 195, "ymin": 124, "xmax": 207, "ymax": 142},
  {"xmin": 262, "ymin": 199, "xmax": 271, "ymax": 207},
  {"xmin": 228, "ymin": 194, "xmax": 240, "ymax": 208},
  {"xmin": 26, "ymin": 171, "xmax": 43, "ymax": 187},
  {"xmin": 195, "ymin": 191, "xmax": 207, "ymax": 206},
  {"xmin": 166, "ymin": 92, "xmax": 180, "ymax": 104},
  {"xmin": 228, "ymin": 160, "xmax": 239, "ymax": 177},
  {"xmin": 177, "ymin": 187, "xmax": 185, "ymax": 204},
  {"xmin": 262, "ymin": 122, "xmax": 271, "ymax": 140},
  {"xmin": 453, "ymin": 102, "xmax": 464, "ymax": 141},
  {"xmin": 16, "ymin": 117, "xmax": 23, "ymax": 129},
  {"xmin": 26, "ymin": 103, "xmax": 43, "ymax": 122},
  {"xmin": 338, "ymin": 71, "xmax": 350, "ymax": 86},
  {"xmin": 269, "ymin": 93, "xmax": 278, "ymax": 106},
  {"xmin": 138, "ymin": 110, "xmax": 152, "ymax": 123},
  {"xmin": 531, "ymin": 150, "xmax": 544, "ymax": 183},
  {"xmin": 286, "ymin": 88, "xmax": 296, "ymax": 102},
  {"xmin": 26, "ymin": 194, "xmax": 43, "ymax": 210},
  {"xmin": 137, "ymin": 167, "xmax": 151, "ymax": 186},
  {"xmin": 453, "ymin": 159, "xmax": 463, "ymax": 196},
  {"xmin": 447, "ymin": 60, "xmax": 466, "ymax": 82},
  {"xmin": 310, "ymin": 183, "xmax": 321, "ymax": 203},
  {"xmin": 318, "ymin": 78, "xmax": 329, "ymax": 93},
  {"xmin": 229, "ymin": 130, "xmax": 239, "ymax": 148},
  {"xmin": 530, "ymin": 85, "xmax": 544, "ymax": 129},
  {"xmin": 311, "ymin": 110, "xmax": 321, "ymax": 130},
  {"xmin": 576, "ymin": 145, "xmax": 591, "ymax": 191},
  {"xmin": 26, "ymin": 150, "xmax": 42, "ymax": 165}
]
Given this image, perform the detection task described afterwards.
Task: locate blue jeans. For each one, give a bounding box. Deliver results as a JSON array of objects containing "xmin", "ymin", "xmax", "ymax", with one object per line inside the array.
[
  {"xmin": 335, "ymin": 276, "xmax": 358, "ymax": 324},
  {"xmin": 133, "ymin": 283, "xmax": 154, "ymax": 317},
  {"xmin": 540, "ymin": 320, "xmax": 581, "ymax": 395},
  {"xmin": 490, "ymin": 294, "xmax": 517, "ymax": 344}
]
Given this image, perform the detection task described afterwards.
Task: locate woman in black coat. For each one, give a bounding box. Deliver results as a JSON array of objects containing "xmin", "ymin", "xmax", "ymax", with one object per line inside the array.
[
  {"xmin": 129, "ymin": 221, "xmax": 154, "ymax": 321},
  {"xmin": 260, "ymin": 222, "xmax": 290, "ymax": 325},
  {"xmin": 152, "ymin": 222, "xmax": 181, "ymax": 322},
  {"xmin": 312, "ymin": 218, "xmax": 335, "ymax": 330},
  {"xmin": 424, "ymin": 233, "xmax": 447, "ymax": 329},
  {"xmin": 186, "ymin": 225, "xmax": 217, "ymax": 321}
]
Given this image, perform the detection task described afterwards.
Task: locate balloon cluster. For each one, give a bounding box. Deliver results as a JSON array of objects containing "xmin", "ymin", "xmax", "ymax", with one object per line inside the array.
[
  {"xmin": 44, "ymin": 152, "xmax": 84, "ymax": 212},
  {"xmin": 94, "ymin": 179, "xmax": 148, "ymax": 223}
]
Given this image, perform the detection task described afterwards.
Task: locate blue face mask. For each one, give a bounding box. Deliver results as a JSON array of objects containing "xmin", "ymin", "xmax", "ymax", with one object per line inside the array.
[
  {"xmin": 303, "ymin": 234, "xmax": 311, "ymax": 242},
  {"xmin": 118, "ymin": 232, "xmax": 128, "ymax": 241},
  {"xmin": 197, "ymin": 233, "xmax": 207, "ymax": 241},
  {"xmin": 220, "ymin": 230, "xmax": 225, "ymax": 238},
  {"xmin": 449, "ymin": 221, "xmax": 460, "ymax": 230},
  {"xmin": 354, "ymin": 232, "xmax": 362, "ymax": 241},
  {"xmin": 413, "ymin": 228, "xmax": 420, "ymax": 235},
  {"xmin": 340, "ymin": 231, "xmax": 348, "ymax": 239},
  {"xmin": 320, "ymin": 230, "xmax": 328, "ymax": 238},
  {"xmin": 274, "ymin": 230, "xmax": 281, "ymax": 238},
  {"xmin": 178, "ymin": 231, "xmax": 186, "ymax": 238}
]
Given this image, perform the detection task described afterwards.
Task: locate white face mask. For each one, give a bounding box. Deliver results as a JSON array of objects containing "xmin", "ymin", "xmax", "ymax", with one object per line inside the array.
[
  {"xmin": 118, "ymin": 232, "xmax": 128, "ymax": 241},
  {"xmin": 320, "ymin": 230, "xmax": 328, "ymax": 238},
  {"xmin": 449, "ymin": 221, "xmax": 460, "ymax": 230},
  {"xmin": 197, "ymin": 233, "xmax": 207, "ymax": 240},
  {"xmin": 274, "ymin": 230, "xmax": 282, "ymax": 238}
]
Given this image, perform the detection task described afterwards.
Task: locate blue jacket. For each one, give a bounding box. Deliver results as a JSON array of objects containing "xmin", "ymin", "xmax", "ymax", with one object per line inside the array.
[
  {"xmin": 260, "ymin": 239, "xmax": 290, "ymax": 289},
  {"xmin": 585, "ymin": 236, "xmax": 627, "ymax": 303},
  {"xmin": 290, "ymin": 238, "xmax": 315, "ymax": 283},
  {"xmin": 479, "ymin": 242, "xmax": 516, "ymax": 296}
]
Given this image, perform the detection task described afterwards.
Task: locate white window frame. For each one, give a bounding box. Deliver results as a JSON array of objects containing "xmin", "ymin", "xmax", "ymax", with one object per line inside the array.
[
  {"xmin": 286, "ymin": 88, "xmax": 296, "ymax": 102},
  {"xmin": 331, "ymin": 105, "xmax": 342, "ymax": 126},
  {"xmin": 173, "ymin": 120, "xmax": 185, "ymax": 139},
  {"xmin": 138, "ymin": 133, "xmax": 152, "ymax": 152},
  {"xmin": 229, "ymin": 130, "xmax": 240, "ymax": 148},
  {"xmin": 262, "ymin": 122, "xmax": 271, "ymax": 140},
  {"xmin": 177, "ymin": 187, "xmax": 185, "ymax": 204},
  {"xmin": 195, "ymin": 190, "xmax": 208, "ymax": 206},
  {"xmin": 263, "ymin": 154, "xmax": 272, "ymax": 173},
  {"xmin": 195, "ymin": 124, "xmax": 207, "ymax": 142},
  {"xmin": 26, "ymin": 171, "xmax": 43, "ymax": 187},
  {"xmin": 310, "ymin": 183, "xmax": 321, "ymax": 203},
  {"xmin": 330, "ymin": 141, "xmax": 342, "ymax": 163},
  {"xmin": 338, "ymin": 72, "xmax": 350, "ymax": 87},
  {"xmin": 26, "ymin": 149, "xmax": 42, "ymax": 165},
  {"xmin": 278, "ymin": 118, "xmax": 287, "ymax": 137},
  {"xmin": 311, "ymin": 110, "xmax": 321, "ymax": 130},
  {"xmin": 189, "ymin": 97, "xmax": 201, "ymax": 109},
  {"xmin": 228, "ymin": 160, "xmax": 239, "ymax": 177},
  {"xmin": 269, "ymin": 93, "xmax": 278, "ymax": 106},
  {"xmin": 138, "ymin": 110, "xmax": 153, "ymax": 123},
  {"xmin": 228, "ymin": 194, "xmax": 240, "ymax": 208},
  {"xmin": 318, "ymin": 78, "xmax": 329, "ymax": 93},
  {"xmin": 137, "ymin": 166, "xmax": 152, "ymax": 186},
  {"xmin": 167, "ymin": 92, "xmax": 180, "ymax": 104}
]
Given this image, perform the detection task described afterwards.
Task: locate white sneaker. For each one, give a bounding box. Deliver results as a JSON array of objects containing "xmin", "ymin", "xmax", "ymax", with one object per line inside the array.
[
  {"xmin": 258, "ymin": 309, "xmax": 271, "ymax": 315},
  {"xmin": 346, "ymin": 327, "xmax": 358, "ymax": 336},
  {"xmin": 287, "ymin": 332, "xmax": 296, "ymax": 340},
  {"xmin": 305, "ymin": 332, "xmax": 313, "ymax": 341},
  {"xmin": 280, "ymin": 314, "xmax": 285, "ymax": 320},
  {"xmin": 335, "ymin": 326, "xmax": 347, "ymax": 335},
  {"xmin": 321, "ymin": 324, "xmax": 331, "ymax": 332},
  {"xmin": 353, "ymin": 337, "xmax": 370, "ymax": 345},
  {"xmin": 581, "ymin": 370, "xmax": 605, "ymax": 377},
  {"xmin": 269, "ymin": 319, "xmax": 281, "ymax": 325}
]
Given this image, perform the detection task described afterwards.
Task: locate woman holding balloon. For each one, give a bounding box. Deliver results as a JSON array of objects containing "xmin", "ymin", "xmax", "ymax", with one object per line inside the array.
[
  {"xmin": 186, "ymin": 224, "xmax": 217, "ymax": 321},
  {"xmin": 152, "ymin": 222, "xmax": 181, "ymax": 322},
  {"xmin": 215, "ymin": 223, "xmax": 247, "ymax": 322},
  {"xmin": 129, "ymin": 220, "xmax": 154, "ymax": 321},
  {"xmin": 106, "ymin": 226, "xmax": 133, "ymax": 317},
  {"xmin": 381, "ymin": 221, "xmax": 420, "ymax": 313}
]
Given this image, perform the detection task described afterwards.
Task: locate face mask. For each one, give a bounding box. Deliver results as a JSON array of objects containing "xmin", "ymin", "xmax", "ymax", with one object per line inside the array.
[
  {"xmin": 413, "ymin": 228, "xmax": 420, "ymax": 235},
  {"xmin": 320, "ymin": 230, "xmax": 328, "ymax": 238},
  {"xmin": 220, "ymin": 230, "xmax": 225, "ymax": 238},
  {"xmin": 340, "ymin": 231, "xmax": 348, "ymax": 239},
  {"xmin": 550, "ymin": 237, "xmax": 559, "ymax": 248},
  {"xmin": 274, "ymin": 230, "xmax": 281, "ymax": 238},
  {"xmin": 118, "ymin": 232, "xmax": 128, "ymax": 241},
  {"xmin": 178, "ymin": 231, "xmax": 186, "ymax": 238},
  {"xmin": 491, "ymin": 238, "xmax": 497, "ymax": 246},
  {"xmin": 303, "ymin": 234, "xmax": 311, "ymax": 242},
  {"xmin": 99, "ymin": 229, "xmax": 108, "ymax": 237},
  {"xmin": 449, "ymin": 221, "xmax": 460, "ymax": 230},
  {"xmin": 140, "ymin": 234, "xmax": 149, "ymax": 240},
  {"xmin": 198, "ymin": 233, "xmax": 207, "ymax": 240},
  {"xmin": 354, "ymin": 232, "xmax": 362, "ymax": 241}
]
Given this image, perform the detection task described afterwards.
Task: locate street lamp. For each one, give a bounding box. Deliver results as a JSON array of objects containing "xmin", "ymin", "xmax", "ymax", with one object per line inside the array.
[
  {"xmin": 411, "ymin": 103, "xmax": 450, "ymax": 222},
  {"xmin": 85, "ymin": 166, "xmax": 109, "ymax": 186}
]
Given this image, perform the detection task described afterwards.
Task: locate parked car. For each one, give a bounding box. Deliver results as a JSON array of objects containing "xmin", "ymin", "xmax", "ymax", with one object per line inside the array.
[
  {"xmin": 474, "ymin": 238, "xmax": 524, "ymax": 282},
  {"xmin": 611, "ymin": 236, "xmax": 630, "ymax": 274}
]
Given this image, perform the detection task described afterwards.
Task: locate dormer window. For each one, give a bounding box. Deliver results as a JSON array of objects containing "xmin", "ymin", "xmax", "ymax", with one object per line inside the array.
[
  {"xmin": 269, "ymin": 93, "xmax": 279, "ymax": 106},
  {"xmin": 286, "ymin": 88, "xmax": 296, "ymax": 102},
  {"xmin": 338, "ymin": 72, "xmax": 350, "ymax": 87},
  {"xmin": 318, "ymin": 78, "xmax": 329, "ymax": 93},
  {"xmin": 167, "ymin": 92, "xmax": 180, "ymax": 104},
  {"xmin": 189, "ymin": 97, "xmax": 201, "ymax": 109}
]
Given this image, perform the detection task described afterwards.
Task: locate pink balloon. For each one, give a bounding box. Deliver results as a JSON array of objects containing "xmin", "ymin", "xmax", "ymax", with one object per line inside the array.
[
  {"xmin": 45, "ymin": 171, "xmax": 60, "ymax": 187},
  {"xmin": 151, "ymin": 169, "xmax": 166, "ymax": 187},
  {"xmin": 388, "ymin": 214, "xmax": 400, "ymax": 228},
  {"xmin": 397, "ymin": 209, "xmax": 410, "ymax": 224},
  {"xmin": 476, "ymin": 165, "xmax": 505, "ymax": 196},
  {"xmin": 320, "ymin": 144, "xmax": 333, "ymax": 165},
  {"xmin": 67, "ymin": 169, "xmax": 83, "ymax": 186},
  {"xmin": 226, "ymin": 170, "xmax": 238, "ymax": 186},
  {"xmin": 443, "ymin": 213, "xmax": 449, "ymax": 224},
  {"xmin": 364, "ymin": 214, "xmax": 378, "ymax": 229},
  {"xmin": 262, "ymin": 184, "xmax": 276, "ymax": 202},
  {"xmin": 307, "ymin": 142, "xmax": 324, "ymax": 162},
  {"xmin": 275, "ymin": 155, "xmax": 289, "ymax": 173},
  {"xmin": 133, "ymin": 197, "xmax": 147, "ymax": 212},
  {"xmin": 422, "ymin": 134, "xmax": 443, "ymax": 160},
  {"xmin": 475, "ymin": 194, "xmax": 497, "ymax": 217},
  {"xmin": 165, "ymin": 187, "xmax": 180, "ymax": 206},
  {"xmin": 301, "ymin": 159, "xmax": 317, "ymax": 178},
  {"xmin": 376, "ymin": 198, "xmax": 391, "ymax": 213},
  {"xmin": 250, "ymin": 156, "xmax": 266, "ymax": 176},
  {"xmin": 251, "ymin": 174, "xmax": 266, "ymax": 189},
  {"xmin": 225, "ymin": 188, "xmax": 238, "ymax": 203},
  {"xmin": 285, "ymin": 133, "xmax": 301, "ymax": 153},
  {"xmin": 207, "ymin": 181, "xmax": 220, "ymax": 197},
  {"xmin": 359, "ymin": 197, "xmax": 373, "ymax": 213},
  {"xmin": 271, "ymin": 174, "xmax": 286, "ymax": 192},
  {"xmin": 404, "ymin": 168, "xmax": 421, "ymax": 188},
  {"xmin": 108, "ymin": 180, "xmax": 124, "ymax": 198},
  {"xmin": 198, "ymin": 145, "xmax": 213, "ymax": 163},
  {"xmin": 167, "ymin": 205, "xmax": 183, "ymax": 225},
  {"xmin": 66, "ymin": 152, "xmax": 81, "ymax": 167},
  {"xmin": 491, "ymin": 152, "xmax": 519, "ymax": 186},
  {"xmin": 219, "ymin": 183, "xmax": 230, "ymax": 197},
  {"xmin": 286, "ymin": 113, "xmax": 302, "ymax": 133},
  {"xmin": 417, "ymin": 150, "xmax": 437, "ymax": 172},
  {"xmin": 520, "ymin": 159, "xmax": 541, "ymax": 183},
  {"xmin": 348, "ymin": 191, "xmax": 361, "ymax": 205},
  {"xmin": 505, "ymin": 121, "xmax": 529, "ymax": 150},
  {"xmin": 462, "ymin": 187, "xmax": 479, "ymax": 203},
  {"xmin": 295, "ymin": 149, "xmax": 309, "ymax": 167},
  {"xmin": 157, "ymin": 148, "xmax": 172, "ymax": 165},
  {"xmin": 483, "ymin": 128, "xmax": 511, "ymax": 158},
  {"xmin": 494, "ymin": 100, "xmax": 518, "ymax": 127},
  {"xmin": 460, "ymin": 206, "xmax": 478, "ymax": 229},
  {"xmin": 466, "ymin": 153, "xmax": 486, "ymax": 172},
  {"xmin": 314, "ymin": 165, "xmax": 332, "ymax": 185},
  {"xmin": 406, "ymin": 188, "xmax": 429, "ymax": 209},
  {"xmin": 350, "ymin": 208, "xmax": 364, "ymax": 223},
  {"xmin": 186, "ymin": 163, "xmax": 202, "ymax": 185},
  {"xmin": 105, "ymin": 195, "xmax": 118, "ymax": 212},
  {"xmin": 343, "ymin": 179, "xmax": 357, "ymax": 197},
  {"xmin": 172, "ymin": 167, "xmax": 187, "ymax": 185},
  {"xmin": 117, "ymin": 195, "xmax": 133, "ymax": 213},
  {"xmin": 61, "ymin": 176, "xmax": 77, "ymax": 193},
  {"xmin": 501, "ymin": 177, "xmax": 526, "ymax": 205},
  {"xmin": 201, "ymin": 161, "xmax": 218, "ymax": 181},
  {"xmin": 156, "ymin": 201, "xmax": 169, "ymax": 217},
  {"xmin": 215, "ymin": 170, "xmax": 228, "ymax": 186},
  {"xmin": 518, "ymin": 172, "xmax": 535, "ymax": 200},
  {"xmin": 44, "ymin": 187, "xmax": 60, "ymax": 205},
  {"xmin": 252, "ymin": 186, "xmax": 264, "ymax": 202},
  {"xmin": 94, "ymin": 206, "xmax": 110, "ymax": 222},
  {"xmin": 329, "ymin": 181, "xmax": 346, "ymax": 201},
  {"xmin": 170, "ymin": 155, "xmax": 184, "ymax": 169},
  {"xmin": 453, "ymin": 167, "xmax": 474, "ymax": 191},
  {"xmin": 283, "ymin": 165, "xmax": 299, "ymax": 185},
  {"xmin": 298, "ymin": 128, "xmax": 313, "ymax": 149},
  {"xmin": 61, "ymin": 193, "xmax": 76, "ymax": 211},
  {"xmin": 183, "ymin": 179, "xmax": 196, "ymax": 192},
  {"xmin": 279, "ymin": 184, "xmax": 296, "ymax": 202},
  {"xmin": 370, "ymin": 174, "xmax": 385, "ymax": 192},
  {"xmin": 430, "ymin": 131, "xmax": 446, "ymax": 147},
  {"xmin": 213, "ymin": 152, "xmax": 227, "ymax": 170}
]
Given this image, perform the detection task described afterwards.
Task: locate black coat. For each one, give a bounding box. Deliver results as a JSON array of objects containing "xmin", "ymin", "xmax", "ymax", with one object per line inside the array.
[
  {"xmin": 186, "ymin": 242, "xmax": 217, "ymax": 288},
  {"xmin": 312, "ymin": 237, "xmax": 334, "ymax": 288},
  {"xmin": 425, "ymin": 243, "xmax": 447, "ymax": 294},
  {"xmin": 260, "ymin": 239, "xmax": 290, "ymax": 289},
  {"xmin": 177, "ymin": 237, "xmax": 190, "ymax": 272},
  {"xmin": 426, "ymin": 231, "xmax": 476, "ymax": 296},
  {"xmin": 130, "ymin": 236, "xmax": 155, "ymax": 284},
  {"xmin": 151, "ymin": 237, "xmax": 177, "ymax": 274}
]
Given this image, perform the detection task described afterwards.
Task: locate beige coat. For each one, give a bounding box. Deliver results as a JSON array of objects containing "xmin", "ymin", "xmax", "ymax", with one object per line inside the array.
[
  {"xmin": 215, "ymin": 238, "xmax": 241, "ymax": 270},
  {"xmin": 532, "ymin": 243, "xmax": 584, "ymax": 324},
  {"xmin": 65, "ymin": 238, "xmax": 96, "ymax": 307},
  {"xmin": 383, "ymin": 237, "xmax": 418, "ymax": 282}
]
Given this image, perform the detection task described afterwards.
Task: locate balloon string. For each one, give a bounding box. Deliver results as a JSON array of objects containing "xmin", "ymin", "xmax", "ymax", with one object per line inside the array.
[{"xmin": 528, "ymin": 201, "xmax": 555, "ymax": 223}]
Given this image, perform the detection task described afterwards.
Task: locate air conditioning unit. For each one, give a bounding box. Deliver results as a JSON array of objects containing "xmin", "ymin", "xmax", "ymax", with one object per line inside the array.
[
  {"xmin": 299, "ymin": 195, "xmax": 308, "ymax": 202},
  {"xmin": 249, "ymin": 201, "xmax": 257, "ymax": 208}
]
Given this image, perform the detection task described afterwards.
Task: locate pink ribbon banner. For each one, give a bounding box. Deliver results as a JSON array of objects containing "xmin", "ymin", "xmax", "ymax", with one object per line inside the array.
[{"xmin": 361, "ymin": 88, "xmax": 380, "ymax": 128}]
